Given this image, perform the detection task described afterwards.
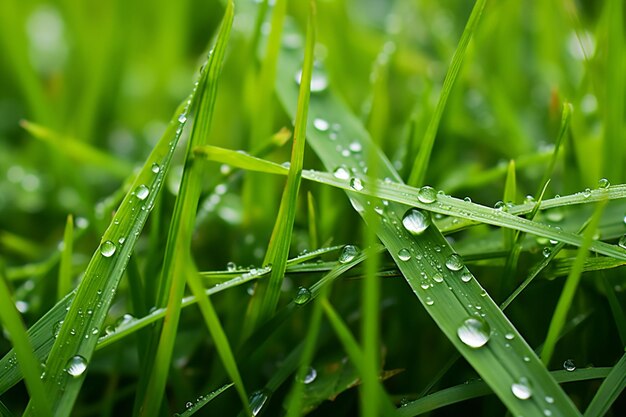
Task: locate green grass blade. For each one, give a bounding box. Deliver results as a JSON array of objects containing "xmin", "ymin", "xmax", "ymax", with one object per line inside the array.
[
  {"xmin": 0, "ymin": 401, "xmax": 14, "ymax": 417},
  {"xmin": 19, "ymin": 87, "xmax": 192, "ymax": 417},
  {"xmin": 244, "ymin": 1, "xmax": 315, "ymax": 332},
  {"xmin": 307, "ymin": 191, "xmax": 319, "ymax": 250},
  {"xmin": 601, "ymin": 275, "xmax": 626, "ymax": 346},
  {"xmin": 137, "ymin": 3, "xmax": 235, "ymax": 416},
  {"xmin": 0, "ymin": 269, "xmax": 51, "ymax": 417},
  {"xmin": 271, "ymin": 18, "xmax": 583, "ymax": 417},
  {"xmin": 57, "ymin": 214, "xmax": 74, "ymax": 300},
  {"xmin": 407, "ymin": 0, "xmax": 486, "ymax": 187},
  {"xmin": 541, "ymin": 201, "xmax": 607, "ymax": 365},
  {"xmin": 174, "ymin": 383, "xmax": 234, "ymax": 417},
  {"xmin": 583, "ymin": 352, "xmax": 626, "ymax": 417}
]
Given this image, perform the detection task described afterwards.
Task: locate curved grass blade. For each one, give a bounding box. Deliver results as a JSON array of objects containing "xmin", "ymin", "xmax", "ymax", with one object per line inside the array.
[
  {"xmin": 407, "ymin": 0, "xmax": 486, "ymax": 187},
  {"xmin": 583, "ymin": 352, "xmax": 626, "ymax": 417},
  {"xmin": 271, "ymin": 15, "xmax": 583, "ymax": 417},
  {"xmin": 174, "ymin": 383, "xmax": 233, "ymax": 417},
  {"xmin": 137, "ymin": 3, "xmax": 243, "ymax": 416},
  {"xmin": 20, "ymin": 87, "xmax": 193, "ymax": 417},
  {"xmin": 0, "ymin": 269, "xmax": 51, "ymax": 417}
]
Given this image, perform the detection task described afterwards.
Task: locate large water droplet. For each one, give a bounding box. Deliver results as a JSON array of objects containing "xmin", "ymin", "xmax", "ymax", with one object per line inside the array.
[
  {"xmin": 333, "ymin": 166, "xmax": 350, "ymax": 180},
  {"xmin": 65, "ymin": 355, "xmax": 88, "ymax": 377},
  {"xmin": 339, "ymin": 245, "xmax": 359, "ymax": 263},
  {"xmin": 294, "ymin": 287, "xmax": 312, "ymax": 305},
  {"xmin": 135, "ymin": 184, "xmax": 149, "ymax": 200},
  {"xmin": 249, "ymin": 389, "xmax": 270, "ymax": 416},
  {"xmin": 598, "ymin": 178, "xmax": 610, "ymax": 189},
  {"xmin": 295, "ymin": 68, "xmax": 328, "ymax": 93},
  {"xmin": 457, "ymin": 317, "xmax": 491, "ymax": 348},
  {"xmin": 511, "ymin": 378, "xmax": 532, "ymax": 400},
  {"xmin": 397, "ymin": 248, "xmax": 411, "ymax": 261},
  {"xmin": 445, "ymin": 254, "xmax": 464, "ymax": 271},
  {"xmin": 402, "ymin": 208, "xmax": 431, "ymax": 235},
  {"xmin": 100, "ymin": 241, "xmax": 116, "ymax": 257},
  {"xmin": 563, "ymin": 359, "xmax": 576, "ymax": 372},
  {"xmin": 350, "ymin": 178, "xmax": 364, "ymax": 191},
  {"xmin": 417, "ymin": 186, "xmax": 437, "ymax": 204}
]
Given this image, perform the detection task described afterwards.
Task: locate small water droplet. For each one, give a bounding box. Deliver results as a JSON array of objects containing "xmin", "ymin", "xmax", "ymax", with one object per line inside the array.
[
  {"xmin": 398, "ymin": 248, "xmax": 411, "ymax": 261},
  {"xmin": 511, "ymin": 378, "xmax": 532, "ymax": 400},
  {"xmin": 178, "ymin": 114, "xmax": 187, "ymax": 123},
  {"xmin": 294, "ymin": 287, "xmax": 312, "ymax": 305},
  {"xmin": 433, "ymin": 273, "xmax": 444, "ymax": 283},
  {"xmin": 505, "ymin": 332, "xmax": 515, "ymax": 340},
  {"xmin": 135, "ymin": 184, "xmax": 150, "ymax": 200},
  {"xmin": 186, "ymin": 401, "xmax": 193, "ymax": 408},
  {"xmin": 339, "ymin": 245, "xmax": 359, "ymax": 263},
  {"xmin": 296, "ymin": 366, "xmax": 317, "ymax": 384},
  {"xmin": 402, "ymin": 208, "xmax": 431, "ymax": 235},
  {"xmin": 226, "ymin": 261, "xmax": 237, "ymax": 271},
  {"xmin": 151, "ymin": 163, "xmax": 161, "ymax": 174},
  {"xmin": 53, "ymin": 320, "xmax": 63, "ymax": 338},
  {"xmin": 350, "ymin": 178, "xmax": 364, "ymax": 191},
  {"xmin": 582, "ymin": 188, "xmax": 591, "ymax": 198},
  {"xmin": 542, "ymin": 247, "xmax": 552, "ymax": 258},
  {"xmin": 65, "ymin": 355, "xmax": 88, "ymax": 377},
  {"xmin": 249, "ymin": 389, "xmax": 270, "ymax": 416},
  {"xmin": 313, "ymin": 118, "xmax": 329, "ymax": 132},
  {"xmin": 598, "ymin": 178, "xmax": 610, "ymax": 189},
  {"xmin": 294, "ymin": 67, "xmax": 328, "ymax": 93},
  {"xmin": 563, "ymin": 359, "xmax": 576, "ymax": 372},
  {"xmin": 348, "ymin": 141, "xmax": 362, "ymax": 153},
  {"xmin": 425, "ymin": 296, "xmax": 434, "ymax": 306},
  {"xmin": 457, "ymin": 317, "xmax": 491, "ymax": 348},
  {"xmin": 100, "ymin": 241, "xmax": 116, "ymax": 257},
  {"xmin": 544, "ymin": 409, "xmax": 552, "ymax": 416},
  {"xmin": 461, "ymin": 272, "xmax": 472, "ymax": 283},
  {"xmin": 445, "ymin": 254, "xmax": 464, "ymax": 271},
  {"xmin": 545, "ymin": 396, "xmax": 554, "ymax": 404},
  {"xmin": 618, "ymin": 235, "xmax": 626, "ymax": 249},
  {"xmin": 417, "ymin": 186, "xmax": 437, "ymax": 204},
  {"xmin": 333, "ymin": 166, "xmax": 350, "ymax": 180}
]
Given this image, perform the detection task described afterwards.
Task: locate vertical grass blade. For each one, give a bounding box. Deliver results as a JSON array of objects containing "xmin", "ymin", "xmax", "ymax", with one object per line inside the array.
[
  {"xmin": 137, "ymin": 3, "xmax": 235, "ymax": 416},
  {"xmin": 407, "ymin": 0, "xmax": 486, "ymax": 187},
  {"xmin": 0, "ymin": 270, "xmax": 51, "ymax": 417},
  {"xmin": 57, "ymin": 214, "xmax": 74, "ymax": 300},
  {"xmin": 583, "ymin": 352, "xmax": 626, "ymax": 417}
]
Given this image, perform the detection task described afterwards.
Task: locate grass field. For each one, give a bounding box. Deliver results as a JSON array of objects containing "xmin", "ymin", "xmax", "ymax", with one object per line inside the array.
[{"xmin": 0, "ymin": 0, "xmax": 625, "ymax": 416}]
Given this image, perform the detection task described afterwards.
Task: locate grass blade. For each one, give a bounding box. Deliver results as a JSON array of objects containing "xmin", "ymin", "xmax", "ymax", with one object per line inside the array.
[
  {"xmin": 175, "ymin": 383, "xmax": 234, "ymax": 417},
  {"xmin": 583, "ymin": 352, "xmax": 626, "ymax": 417},
  {"xmin": 407, "ymin": 0, "xmax": 486, "ymax": 187},
  {"xmin": 57, "ymin": 214, "xmax": 74, "ymax": 300}
]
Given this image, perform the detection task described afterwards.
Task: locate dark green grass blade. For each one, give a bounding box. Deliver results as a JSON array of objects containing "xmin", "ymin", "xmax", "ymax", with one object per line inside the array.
[
  {"xmin": 0, "ymin": 270, "xmax": 51, "ymax": 417},
  {"xmin": 137, "ymin": 3, "xmax": 239, "ymax": 416},
  {"xmin": 407, "ymin": 0, "xmax": 486, "ymax": 187},
  {"xmin": 583, "ymin": 352, "xmax": 626, "ymax": 417},
  {"xmin": 271, "ymin": 17, "xmax": 583, "ymax": 417}
]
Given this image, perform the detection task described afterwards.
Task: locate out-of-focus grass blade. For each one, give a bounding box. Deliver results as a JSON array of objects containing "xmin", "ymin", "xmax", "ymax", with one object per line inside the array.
[
  {"xmin": 194, "ymin": 147, "xmax": 626, "ymax": 261},
  {"xmin": 307, "ymin": 191, "xmax": 319, "ymax": 250},
  {"xmin": 541, "ymin": 200, "xmax": 606, "ymax": 365},
  {"xmin": 58, "ymin": 214, "xmax": 74, "ymax": 300},
  {"xmin": 174, "ymin": 383, "xmax": 234, "ymax": 416},
  {"xmin": 244, "ymin": 0, "xmax": 314, "ymax": 333},
  {"xmin": 137, "ymin": 3, "xmax": 240, "ymax": 416},
  {"xmin": 601, "ymin": 275, "xmax": 626, "ymax": 346},
  {"xmin": 19, "ymin": 120, "xmax": 133, "ymax": 179},
  {"xmin": 272, "ymin": 15, "xmax": 583, "ymax": 417},
  {"xmin": 397, "ymin": 368, "xmax": 611, "ymax": 417},
  {"xmin": 0, "ymin": 401, "xmax": 14, "ymax": 417},
  {"xmin": 20, "ymin": 87, "xmax": 192, "ymax": 417},
  {"xmin": 0, "ymin": 269, "xmax": 51, "ymax": 417},
  {"xmin": 407, "ymin": 0, "xmax": 486, "ymax": 187},
  {"xmin": 583, "ymin": 352, "xmax": 626, "ymax": 417}
]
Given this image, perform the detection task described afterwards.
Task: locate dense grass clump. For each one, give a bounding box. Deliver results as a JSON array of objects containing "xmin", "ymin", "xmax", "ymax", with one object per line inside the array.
[{"xmin": 0, "ymin": 0, "xmax": 625, "ymax": 416}]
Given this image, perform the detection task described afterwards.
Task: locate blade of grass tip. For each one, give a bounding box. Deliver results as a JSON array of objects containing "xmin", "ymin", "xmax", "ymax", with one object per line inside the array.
[
  {"xmin": 184, "ymin": 261, "xmax": 249, "ymax": 412},
  {"xmin": 21, "ymin": 86, "xmax": 193, "ymax": 417},
  {"xmin": 137, "ymin": 4, "xmax": 235, "ymax": 416},
  {"xmin": 307, "ymin": 191, "xmax": 319, "ymax": 250},
  {"xmin": 0, "ymin": 267, "xmax": 52, "ymax": 417},
  {"xmin": 407, "ymin": 0, "xmax": 486, "ymax": 187},
  {"xmin": 541, "ymin": 200, "xmax": 607, "ymax": 365},
  {"xmin": 19, "ymin": 120, "xmax": 133, "ymax": 180},
  {"xmin": 175, "ymin": 383, "xmax": 234, "ymax": 417},
  {"xmin": 600, "ymin": 274, "xmax": 626, "ymax": 346},
  {"xmin": 243, "ymin": 0, "xmax": 314, "ymax": 335},
  {"xmin": 57, "ymin": 214, "xmax": 74, "ymax": 300},
  {"xmin": 503, "ymin": 160, "xmax": 517, "ymax": 249},
  {"xmin": 583, "ymin": 351, "xmax": 626, "ymax": 417}
]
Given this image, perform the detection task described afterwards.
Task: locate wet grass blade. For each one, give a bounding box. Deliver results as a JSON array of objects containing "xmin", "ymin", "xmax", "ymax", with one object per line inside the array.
[
  {"xmin": 407, "ymin": 0, "xmax": 486, "ymax": 187},
  {"xmin": 175, "ymin": 383, "xmax": 234, "ymax": 417},
  {"xmin": 57, "ymin": 214, "xmax": 74, "ymax": 300},
  {"xmin": 245, "ymin": 0, "xmax": 314, "ymax": 332},
  {"xmin": 583, "ymin": 352, "xmax": 626, "ymax": 417},
  {"xmin": 137, "ymin": 3, "xmax": 238, "ymax": 416},
  {"xmin": 0, "ymin": 269, "xmax": 51, "ymax": 417}
]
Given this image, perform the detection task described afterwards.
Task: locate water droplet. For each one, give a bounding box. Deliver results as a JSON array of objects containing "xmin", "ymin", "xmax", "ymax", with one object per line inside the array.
[
  {"xmin": 178, "ymin": 114, "xmax": 187, "ymax": 123},
  {"xmin": 542, "ymin": 247, "xmax": 552, "ymax": 258},
  {"xmin": 505, "ymin": 332, "xmax": 515, "ymax": 340},
  {"xmin": 226, "ymin": 261, "xmax": 237, "ymax": 272},
  {"xmin": 313, "ymin": 118, "xmax": 329, "ymax": 132},
  {"xmin": 445, "ymin": 254, "xmax": 464, "ymax": 271},
  {"xmin": 339, "ymin": 245, "xmax": 359, "ymax": 263},
  {"xmin": 402, "ymin": 208, "xmax": 431, "ymax": 235},
  {"xmin": 294, "ymin": 287, "xmax": 312, "ymax": 305},
  {"xmin": 249, "ymin": 389, "xmax": 270, "ymax": 416},
  {"xmin": 65, "ymin": 355, "xmax": 88, "ymax": 377},
  {"xmin": 457, "ymin": 317, "xmax": 491, "ymax": 348},
  {"xmin": 296, "ymin": 366, "xmax": 317, "ymax": 384},
  {"xmin": 118, "ymin": 237, "xmax": 126, "ymax": 245},
  {"xmin": 136, "ymin": 185, "xmax": 149, "ymax": 200},
  {"xmin": 511, "ymin": 378, "xmax": 532, "ymax": 400},
  {"xmin": 348, "ymin": 141, "xmax": 362, "ymax": 153},
  {"xmin": 294, "ymin": 67, "xmax": 328, "ymax": 93},
  {"xmin": 582, "ymin": 188, "xmax": 591, "ymax": 198},
  {"xmin": 53, "ymin": 320, "xmax": 63, "ymax": 338},
  {"xmin": 417, "ymin": 186, "xmax": 437, "ymax": 204},
  {"xmin": 333, "ymin": 166, "xmax": 350, "ymax": 180},
  {"xmin": 425, "ymin": 296, "xmax": 434, "ymax": 306},
  {"xmin": 151, "ymin": 163, "xmax": 161, "ymax": 174},
  {"xmin": 544, "ymin": 409, "xmax": 552, "ymax": 416},
  {"xmin": 398, "ymin": 248, "xmax": 411, "ymax": 261},
  {"xmin": 433, "ymin": 273, "xmax": 444, "ymax": 283},
  {"xmin": 100, "ymin": 241, "xmax": 116, "ymax": 257},
  {"xmin": 618, "ymin": 235, "xmax": 626, "ymax": 249},
  {"xmin": 461, "ymin": 272, "xmax": 472, "ymax": 283},
  {"xmin": 545, "ymin": 396, "xmax": 554, "ymax": 404},
  {"xmin": 186, "ymin": 401, "xmax": 193, "ymax": 408},
  {"xmin": 350, "ymin": 178, "xmax": 364, "ymax": 191},
  {"xmin": 563, "ymin": 359, "xmax": 576, "ymax": 372},
  {"xmin": 598, "ymin": 178, "xmax": 610, "ymax": 189}
]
